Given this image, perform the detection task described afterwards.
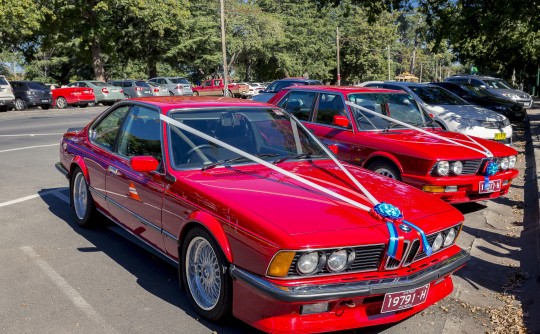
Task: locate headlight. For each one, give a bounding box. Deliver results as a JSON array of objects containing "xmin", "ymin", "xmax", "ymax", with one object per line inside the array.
[
  {"xmin": 503, "ymin": 118, "xmax": 511, "ymax": 127},
  {"xmin": 451, "ymin": 161, "xmax": 463, "ymax": 175},
  {"xmin": 443, "ymin": 228, "xmax": 456, "ymax": 247},
  {"xmin": 432, "ymin": 233, "xmax": 443, "ymax": 252},
  {"xmin": 500, "ymin": 157, "xmax": 509, "ymax": 170},
  {"xmin": 297, "ymin": 252, "xmax": 320, "ymax": 275},
  {"xmin": 509, "ymin": 155, "xmax": 517, "ymax": 168},
  {"xmin": 327, "ymin": 250, "xmax": 348, "ymax": 272},
  {"xmin": 494, "ymin": 105, "xmax": 508, "ymax": 111},
  {"xmin": 436, "ymin": 161, "xmax": 450, "ymax": 176},
  {"xmin": 502, "ymin": 93, "xmax": 519, "ymax": 99}
]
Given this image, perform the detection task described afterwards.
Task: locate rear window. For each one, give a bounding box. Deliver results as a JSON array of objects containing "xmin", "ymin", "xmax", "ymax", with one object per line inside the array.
[
  {"xmin": 0, "ymin": 77, "xmax": 8, "ymax": 85},
  {"xmin": 135, "ymin": 81, "xmax": 151, "ymax": 88},
  {"xmin": 27, "ymin": 82, "xmax": 48, "ymax": 90},
  {"xmin": 170, "ymin": 78, "xmax": 190, "ymax": 84}
]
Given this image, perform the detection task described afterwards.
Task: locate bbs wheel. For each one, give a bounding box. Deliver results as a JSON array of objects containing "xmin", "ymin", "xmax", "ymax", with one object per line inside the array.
[
  {"xmin": 368, "ymin": 161, "xmax": 402, "ymax": 181},
  {"xmin": 14, "ymin": 98, "xmax": 26, "ymax": 111},
  {"xmin": 182, "ymin": 227, "xmax": 232, "ymax": 321},
  {"xmin": 70, "ymin": 167, "xmax": 98, "ymax": 227},
  {"xmin": 56, "ymin": 97, "xmax": 68, "ymax": 109}
]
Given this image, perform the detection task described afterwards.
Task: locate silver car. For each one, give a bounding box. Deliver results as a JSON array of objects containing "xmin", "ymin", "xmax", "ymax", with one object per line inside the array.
[
  {"xmin": 109, "ymin": 80, "xmax": 153, "ymax": 98},
  {"xmin": 147, "ymin": 82, "xmax": 170, "ymax": 96},
  {"xmin": 445, "ymin": 75, "xmax": 533, "ymax": 109},
  {"xmin": 0, "ymin": 75, "xmax": 15, "ymax": 112},
  {"xmin": 148, "ymin": 77, "xmax": 193, "ymax": 96}
]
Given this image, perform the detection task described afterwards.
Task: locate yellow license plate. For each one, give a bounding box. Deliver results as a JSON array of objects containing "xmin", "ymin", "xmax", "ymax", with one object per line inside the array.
[{"xmin": 494, "ymin": 133, "xmax": 506, "ymax": 140}]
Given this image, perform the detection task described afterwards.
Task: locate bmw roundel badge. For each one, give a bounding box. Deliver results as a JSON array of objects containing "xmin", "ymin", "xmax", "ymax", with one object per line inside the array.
[{"xmin": 399, "ymin": 224, "xmax": 411, "ymax": 232}]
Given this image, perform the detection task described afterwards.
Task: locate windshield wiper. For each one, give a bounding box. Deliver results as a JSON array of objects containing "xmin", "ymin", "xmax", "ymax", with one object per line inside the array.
[
  {"xmin": 272, "ymin": 152, "xmax": 316, "ymax": 164},
  {"xmin": 201, "ymin": 153, "xmax": 278, "ymax": 171}
]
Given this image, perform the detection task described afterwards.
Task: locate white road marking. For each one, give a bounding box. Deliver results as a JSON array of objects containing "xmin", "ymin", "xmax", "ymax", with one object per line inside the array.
[
  {"xmin": 0, "ymin": 143, "xmax": 58, "ymax": 153},
  {"xmin": 0, "ymin": 189, "xmax": 67, "ymax": 208},
  {"xmin": 0, "ymin": 133, "xmax": 64, "ymax": 137},
  {"xmin": 21, "ymin": 246, "xmax": 120, "ymax": 334}
]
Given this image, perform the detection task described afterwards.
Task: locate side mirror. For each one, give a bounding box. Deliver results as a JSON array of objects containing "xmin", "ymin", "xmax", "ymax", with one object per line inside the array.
[
  {"xmin": 131, "ymin": 156, "xmax": 159, "ymax": 173},
  {"xmin": 333, "ymin": 115, "xmax": 350, "ymax": 128}
]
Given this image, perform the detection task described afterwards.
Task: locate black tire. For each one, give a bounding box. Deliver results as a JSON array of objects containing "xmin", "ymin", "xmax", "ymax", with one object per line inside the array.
[
  {"xmin": 181, "ymin": 227, "xmax": 232, "ymax": 322},
  {"xmin": 367, "ymin": 161, "xmax": 402, "ymax": 181},
  {"xmin": 70, "ymin": 167, "xmax": 98, "ymax": 227},
  {"xmin": 41, "ymin": 105, "xmax": 50, "ymax": 110},
  {"xmin": 14, "ymin": 98, "xmax": 26, "ymax": 111},
  {"xmin": 56, "ymin": 97, "xmax": 68, "ymax": 109},
  {"xmin": 0, "ymin": 106, "xmax": 7, "ymax": 112},
  {"xmin": 193, "ymin": 91, "xmax": 199, "ymax": 96},
  {"xmin": 169, "ymin": 91, "xmax": 174, "ymax": 96},
  {"xmin": 79, "ymin": 104, "xmax": 88, "ymax": 108}
]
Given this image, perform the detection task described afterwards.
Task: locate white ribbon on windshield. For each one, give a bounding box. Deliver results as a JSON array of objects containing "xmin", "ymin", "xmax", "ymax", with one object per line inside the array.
[
  {"xmin": 159, "ymin": 113, "xmax": 374, "ymax": 212},
  {"xmin": 345, "ymin": 101, "xmax": 494, "ymax": 158}
]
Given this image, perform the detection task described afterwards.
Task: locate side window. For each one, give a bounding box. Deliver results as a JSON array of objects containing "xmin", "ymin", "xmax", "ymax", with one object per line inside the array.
[
  {"xmin": 471, "ymin": 79, "xmax": 484, "ymax": 87},
  {"xmin": 123, "ymin": 82, "xmax": 133, "ymax": 88},
  {"xmin": 276, "ymin": 91, "xmax": 291, "ymax": 109},
  {"xmin": 117, "ymin": 106, "xmax": 162, "ymax": 162},
  {"xmin": 80, "ymin": 82, "xmax": 88, "ymax": 87},
  {"xmin": 90, "ymin": 106, "xmax": 130, "ymax": 151},
  {"xmin": 204, "ymin": 81, "xmax": 212, "ymax": 87},
  {"xmin": 314, "ymin": 93, "xmax": 346, "ymax": 126},
  {"xmin": 214, "ymin": 80, "xmax": 221, "ymax": 86},
  {"xmin": 283, "ymin": 91, "xmax": 316, "ymax": 121},
  {"xmin": 158, "ymin": 79, "xmax": 166, "ymax": 85},
  {"xmin": 68, "ymin": 82, "xmax": 78, "ymax": 87}
]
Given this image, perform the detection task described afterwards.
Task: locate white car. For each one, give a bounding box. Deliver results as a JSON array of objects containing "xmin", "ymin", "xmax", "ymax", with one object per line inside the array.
[
  {"xmin": 0, "ymin": 75, "xmax": 15, "ymax": 112},
  {"xmin": 362, "ymin": 82, "xmax": 513, "ymax": 145},
  {"xmin": 239, "ymin": 82, "xmax": 262, "ymax": 98}
]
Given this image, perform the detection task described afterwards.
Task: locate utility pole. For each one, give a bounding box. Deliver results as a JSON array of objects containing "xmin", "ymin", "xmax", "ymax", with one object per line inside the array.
[
  {"xmin": 387, "ymin": 45, "xmax": 391, "ymax": 81},
  {"xmin": 336, "ymin": 27, "xmax": 341, "ymax": 86},
  {"xmin": 220, "ymin": 0, "xmax": 229, "ymax": 96}
]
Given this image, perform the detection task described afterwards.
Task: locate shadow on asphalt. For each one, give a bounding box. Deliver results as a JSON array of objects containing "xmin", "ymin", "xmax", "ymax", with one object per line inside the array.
[{"xmin": 37, "ymin": 187, "xmax": 257, "ymax": 334}]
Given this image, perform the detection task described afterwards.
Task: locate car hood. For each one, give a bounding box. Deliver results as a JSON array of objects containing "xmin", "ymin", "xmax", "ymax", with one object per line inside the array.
[
  {"xmin": 361, "ymin": 129, "xmax": 517, "ymax": 160},
  {"xmin": 251, "ymin": 92, "xmax": 276, "ymax": 102},
  {"xmin": 426, "ymin": 104, "xmax": 506, "ymax": 121},
  {"xmin": 489, "ymin": 88, "xmax": 530, "ymax": 98},
  {"xmin": 175, "ymin": 161, "xmax": 461, "ymax": 240}
]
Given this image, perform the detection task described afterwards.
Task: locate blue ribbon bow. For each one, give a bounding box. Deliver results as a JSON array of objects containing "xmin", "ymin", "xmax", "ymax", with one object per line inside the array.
[
  {"xmin": 373, "ymin": 202, "xmax": 432, "ymax": 260},
  {"xmin": 483, "ymin": 161, "xmax": 499, "ymax": 188}
]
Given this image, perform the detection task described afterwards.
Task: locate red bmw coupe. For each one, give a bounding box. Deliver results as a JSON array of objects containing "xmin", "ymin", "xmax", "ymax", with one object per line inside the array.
[
  {"xmin": 268, "ymin": 86, "xmax": 518, "ymax": 203},
  {"xmin": 57, "ymin": 96, "xmax": 469, "ymax": 333}
]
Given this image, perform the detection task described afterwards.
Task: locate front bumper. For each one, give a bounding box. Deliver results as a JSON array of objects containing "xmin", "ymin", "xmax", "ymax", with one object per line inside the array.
[
  {"xmin": 231, "ymin": 249, "xmax": 469, "ymax": 302},
  {"xmin": 403, "ymin": 169, "xmax": 518, "ymax": 203},
  {"xmin": 0, "ymin": 98, "xmax": 15, "ymax": 108}
]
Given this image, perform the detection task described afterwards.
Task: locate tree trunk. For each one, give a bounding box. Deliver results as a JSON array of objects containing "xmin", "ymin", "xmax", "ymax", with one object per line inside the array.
[
  {"xmin": 147, "ymin": 58, "xmax": 157, "ymax": 79},
  {"xmin": 244, "ymin": 58, "xmax": 252, "ymax": 82},
  {"xmin": 91, "ymin": 39, "xmax": 105, "ymax": 81}
]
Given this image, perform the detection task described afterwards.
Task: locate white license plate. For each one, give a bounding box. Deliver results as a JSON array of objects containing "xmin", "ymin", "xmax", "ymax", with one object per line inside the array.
[
  {"xmin": 479, "ymin": 179, "xmax": 501, "ymax": 193},
  {"xmin": 41, "ymin": 99, "xmax": 49, "ymax": 103},
  {"xmin": 381, "ymin": 284, "xmax": 430, "ymax": 313}
]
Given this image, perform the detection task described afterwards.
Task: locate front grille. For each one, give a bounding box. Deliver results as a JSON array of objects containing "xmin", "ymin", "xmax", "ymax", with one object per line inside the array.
[
  {"xmin": 402, "ymin": 239, "xmax": 420, "ymax": 266},
  {"xmin": 385, "ymin": 241, "xmax": 410, "ymax": 269},
  {"xmin": 287, "ymin": 244, "xmax": 385, "ymax": 277}
]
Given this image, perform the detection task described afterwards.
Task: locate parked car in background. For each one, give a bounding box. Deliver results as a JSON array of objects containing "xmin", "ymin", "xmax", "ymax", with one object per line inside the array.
[
  {"xmin": 109, "ymin": 80, "xmax": 153, "ymax": 99},
  {"xmin": 10, "ymin": 80, "xmax": 53, "ymax": 110},
  {"xmin": 57, "ymin": 96, "xmax": 469, "ymax": 333},
  {"xmin": 362, "ymin": 82, "xmax": 513, "ymax": 145},
  {"xmin": 431, "ymin": 82, "xmax": 525, "ymax": 121},
  {"xmin": 268, "ymin": 86, "xmax": 519, "ymax": 203},
  {"xmin": 238, "ymin": 82, "xmax": 262, "ymax": 98},
  {"xmin": 147, "ymin": 82, "xmax": 170, "ymax": 96},
  {"xmin": 147, "ymin": 76, "xmax": 193, "ymax": 96},
  {"xmin": 252, "ymin": 77, "xmax": 322, "ymax": 102},
  {"xmin": 0, "ymin": 75, "xmax": 15, "ymax": 112},
  {"xmin": 67, "ymin": 81, "xmax": 124, "ymax": 106},
  {"xmin": 192, "ymin": 79, "xmax": 249, "ymax": 97},
  {"xmin": 445, "ymin": 75, "xmax": 533, "ymax": 108},
  {"xmin": 52, "ymin": 86, "xmax": 95, "ymax": 109}
]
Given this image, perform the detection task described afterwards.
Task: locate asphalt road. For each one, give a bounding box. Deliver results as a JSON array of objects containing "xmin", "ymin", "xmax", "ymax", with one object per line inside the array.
[{"xmin": 0, "ymin": 106, "xmax": 534, "ymax": 334}]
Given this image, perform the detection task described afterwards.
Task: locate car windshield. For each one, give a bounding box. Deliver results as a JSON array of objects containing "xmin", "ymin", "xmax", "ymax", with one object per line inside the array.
[
  {"xmin": 170, "ymin": 78, "xmax": 190, "ymax": 84},
  {"xmin": 0, "ymin": 77, "xmax": 9, "ymax": 85},
  {"xmin": 483, "ymin": 79, "xmax": 514, "ymax": 89},
  {"xmin": 168, "ymin": 107, "xmax": 327, "ymax": 170},
  {"xmin": 348, "ymin": 93, "xmax": 431, "ymax": 130},
  {"xmin": 410, "ymin": 86, "xmax": 466, "ymax": 105},
  {"xmin": 135, "ymin": 81, "xmax": 151, "ymax": 87},
  {"xmin": 91, "ymin": 81, "xmax": 109, "ymax": 87},
  {"xmin": 461, "ymin": 84, "xmax": 491, "ymax": 98},
  {"xmin": 27, "ymin": 82, "xmax": 48, "ymax": 90}
]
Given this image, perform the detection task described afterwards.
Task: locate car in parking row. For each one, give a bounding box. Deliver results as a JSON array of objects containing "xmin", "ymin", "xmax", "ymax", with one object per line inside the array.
[
  {"xmin": 148, "ymin": 76, "xmax": 193, "ymax": 96},
  {"xmin": 268, "ymin": 85, "xmax": 518, "ymax": 203},
  {"xmin": 0, "ymin": 75, "xmax": 15, "ymax": 112},
  {"xmin": 10, "ymin": 80, "xmax": 52, "ymax": 110},
  {"xmin": 68, "ymin": 81, "xmax": 124, "ymax": 106}
]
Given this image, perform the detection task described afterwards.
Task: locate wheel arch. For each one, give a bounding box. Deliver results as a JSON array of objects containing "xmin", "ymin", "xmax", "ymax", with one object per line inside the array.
[
  {"xmin": 69, "ymin": 156, "xmax": 89, "ymax": 181},
  {"xmin": 178, "ymin": 212, "xmax": 233, "ymax": 264},
  {"xmin": 363, "ymin": 152, "xmax": 403, "ymax": 174}
]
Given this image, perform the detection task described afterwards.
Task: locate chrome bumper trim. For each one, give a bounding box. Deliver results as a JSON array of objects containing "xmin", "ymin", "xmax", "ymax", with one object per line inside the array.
[{"xmin": 230, "ymin": 249, "xmax": 469, "ymax": 302}]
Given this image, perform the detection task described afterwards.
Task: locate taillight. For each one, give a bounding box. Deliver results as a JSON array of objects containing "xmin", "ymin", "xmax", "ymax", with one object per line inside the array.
[
  {"xmin": 154, "ymin": 88, "xmax": 159, "ymax": 93},
  {"xmin": 120, "ymin": 89, "xmax": 123, "ymax": 94},
  {"xmin": 102, "ymin": 87, "xmax": 109, "ymax": 94},
  {"xmin": 135, "ymin": 87, "xmax": 143, "ymax": 91},
  {"xmin": 175, "ymin": 85, "xmax": 182, "ymax": 89}
]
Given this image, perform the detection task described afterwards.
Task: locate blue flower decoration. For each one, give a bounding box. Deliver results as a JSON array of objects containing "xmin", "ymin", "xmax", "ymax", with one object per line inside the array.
[
  {"xmin": 484, "ymin": 161, "xmax": 499, "ymax": 176},
  {"xmin": 374, "ymin": 202, "xmax": 403, "ymax": 220}
]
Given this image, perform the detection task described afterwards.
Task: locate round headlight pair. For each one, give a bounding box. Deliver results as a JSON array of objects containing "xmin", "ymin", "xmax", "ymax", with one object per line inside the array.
[
  {"xmin": 431, "ymin": 228, "xmax": 457, "ymax": 252},
  {"xmin": 297, "ymin": 249, "xmax": 354, "ymax": 274},
  {"xmin": 508, "ymin": 155, "xmax": 517, "ymax": 169},
  {"xmin": 500, "ymin": 157, "xmax": 510, "ymax": 170},
  {"xmin": 436, "ymin": 161, "xmax": 462, "ymax": 176}
]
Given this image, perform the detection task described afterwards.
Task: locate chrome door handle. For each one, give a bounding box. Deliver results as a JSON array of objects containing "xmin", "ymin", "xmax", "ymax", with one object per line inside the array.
[{"xmin": 107, "ymin": 166, "xmax": 120, "ymax": 175}]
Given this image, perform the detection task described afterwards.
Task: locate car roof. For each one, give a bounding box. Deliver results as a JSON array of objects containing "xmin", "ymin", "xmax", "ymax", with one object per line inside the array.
[
  {"xmin": 128, "ymin": 96, "xmax": 273, "ymax": 113},
  {"xmin": 273, "ymin": 78, "xmax": 321, "ymax": 83},
  {"xmin": 448, "ymin": 75, "xmax": 499, "ymax": 80},
  {"xmin": 284, "ymin": 85, "xmax": 405, "ymax": 94}
]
